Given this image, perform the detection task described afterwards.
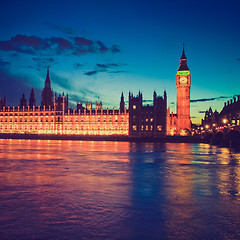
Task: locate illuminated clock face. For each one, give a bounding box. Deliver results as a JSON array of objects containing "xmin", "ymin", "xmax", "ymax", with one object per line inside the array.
[{"xmin": 179, "ymin": 76, "xmax": 187, "ymax": 84}]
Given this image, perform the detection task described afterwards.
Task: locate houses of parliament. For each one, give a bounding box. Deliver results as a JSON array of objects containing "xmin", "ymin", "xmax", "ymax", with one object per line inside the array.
[{"xmin": 0, "ymin": 48, "xmax": 191, "ymax": 137}]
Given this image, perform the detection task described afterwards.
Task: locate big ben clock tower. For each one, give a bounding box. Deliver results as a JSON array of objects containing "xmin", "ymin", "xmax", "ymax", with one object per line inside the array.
[{"xmin": 176, "ymin": 46, "xmax": 191, "ymax": 134}]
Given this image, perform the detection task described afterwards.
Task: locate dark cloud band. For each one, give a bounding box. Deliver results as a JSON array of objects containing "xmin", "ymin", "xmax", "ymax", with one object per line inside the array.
[
  {"xmin": 190, "ymin": 96, "xmax": 229, "ymax": 103},
  {"xmin": 84, "ymin": 62, "xmax": 124, "ymax": 76},
  {"xmin": 0, "ymin": 34, "xmax": 120, "ymax": 56}
]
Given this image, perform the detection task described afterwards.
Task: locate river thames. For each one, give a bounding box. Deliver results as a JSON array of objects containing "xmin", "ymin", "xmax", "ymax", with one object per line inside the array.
[{"xmin": 0, "ymin": 139, "xmax": 240, "ymax": 240}]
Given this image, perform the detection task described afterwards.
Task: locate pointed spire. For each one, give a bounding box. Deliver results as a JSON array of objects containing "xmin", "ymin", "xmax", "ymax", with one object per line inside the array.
[
  {"xmin": 41, "ymin": 67, "xmax": 53, "ymax": 107},
  {"xmin": 47, "ymin": 66, "xmax": 49, "ymax": 77},
  {"xmin": 153, "ymin": 90, "xmax": 157, "ymax": 97},
  {"xmin": 120, "ymin": 92, "xmax": 125, "ymax": 112},
  {"xmin": 20, "ymin": 93, "xmax": 27, "ymax": 108},
  {"xmin": 178, "ymin": 45, "xmax": 189, "ymax": 71},
  {"xmin": 181, "ymin": 44, "xmax": 186, "ymax": 60},
  {"xmin": 29, "ymin": 88, "xmax": 36, "ymax": 108},
  {"xmin": 45, "ymin": 66, "xmax": 50, "ymax": 84},
  {"xmin": 121, "ymin": 92, "xmax": 124, "ymax": 102}
]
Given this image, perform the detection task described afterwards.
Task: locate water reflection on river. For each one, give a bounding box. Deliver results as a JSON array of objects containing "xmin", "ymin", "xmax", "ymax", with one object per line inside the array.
[{"xmin": 0, "ymin": 139, "xmax": 240, "ymax": 240}]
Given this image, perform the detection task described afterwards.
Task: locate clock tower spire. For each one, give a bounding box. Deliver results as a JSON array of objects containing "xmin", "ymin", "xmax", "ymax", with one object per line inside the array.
[{"xmin": 176, "ymin": 46, "xmax": 191, "ymax": 134}]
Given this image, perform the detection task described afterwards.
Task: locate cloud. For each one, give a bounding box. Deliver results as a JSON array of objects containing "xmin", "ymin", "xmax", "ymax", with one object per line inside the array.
[
  {"xmin": 32, "ymin": 57, "xmax": 56, "ymax": 68},
  {"xmin": 96, "ymin": 40, "xmax": 108, "ymax": 53},
  {"xmin": 19, "ymin": 57, "xmax": 57, "ymax": 71},
  {"xmin": 46, "ymin": 23, "xmax": 78, "ymax": 36},
  {"xmin": 97, "ymin": 63, "xmax": 119, "ymax": 69},
  {"xmin": 84, "ymin": 62, "xmax": 125, "ymax": 76},
  {"xmin": 109, "ymin": 70, "xmax": 126, "ymax": 74},
  {"xmin": 0, "ymin": 35, "xmax": 49, "ymax": 54},
  {"xmin": 84, "ymin": 70, "xmax": 98, "ymax": 76},
  {"xmin": 142, "ymin": 100, "xmax": 153, "ymax": 103},
  {"xmin": 33, "ymin": 57, "xmax": 55, "ymax": 63},
  {"xmin": 0, "ymin": 59, "xmax": 10, "ymax": 67},
  {"xmin": 73, "ymin": 63, "xmax": 84, "ymax": 69},
  {"xmin": 0, "ymin": 34, "xmax": 121, "ymax": 56},
  {"xmin": 96, "ymin": 63, "xmax": 109, "ymax": 68},
  {"xmin": 190, "ymin": 96, "xmax": 229, "ymax": 103},
  {"xmin": 75, "ymin": 37, "xmax": 93, "ymax": 46},
  {"xmin": 111, "ymin": 45, "xmax": 121, "ymax": 53},
  {"xmin": 69, "ymin": 88, "xmax": 101, "ymax": 104}
]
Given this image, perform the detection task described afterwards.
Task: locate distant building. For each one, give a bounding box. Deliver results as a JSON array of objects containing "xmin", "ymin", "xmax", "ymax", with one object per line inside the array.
[
  {"xmin": 202, "ymin": 107, "xmax": 219, "ymax": 128},
  {"xmin": 85, "ymin": 102, "xmax": 92, "ymax": 110},
  {"xmin": 95, "ymin": 101, "xmax": 102, "ymax": 110},
  {"xmin": 202, "ymin": 96, "xmax": 240, "ymax": 128}
]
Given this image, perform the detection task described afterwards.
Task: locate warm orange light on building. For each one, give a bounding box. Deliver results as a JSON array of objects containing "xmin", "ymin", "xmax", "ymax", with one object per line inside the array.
[{"xmin": 0, "ymin": 106, "xmax": 129, "ymax": 136}]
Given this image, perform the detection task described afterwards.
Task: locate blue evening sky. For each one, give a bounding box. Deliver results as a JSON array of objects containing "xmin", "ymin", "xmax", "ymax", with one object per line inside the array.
[{"xmin": 0, "ymin": 0, "xmax": 239, "ymax": 124}]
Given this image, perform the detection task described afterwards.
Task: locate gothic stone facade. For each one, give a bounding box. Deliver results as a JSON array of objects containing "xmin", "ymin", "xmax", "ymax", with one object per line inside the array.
[
  {"xmin": 128, "ymin": 91, "xmax": 167, "ymax": 137},
  {"xmin": 0, "ymin": 101, "xmax": 129, "ymax": 135}
]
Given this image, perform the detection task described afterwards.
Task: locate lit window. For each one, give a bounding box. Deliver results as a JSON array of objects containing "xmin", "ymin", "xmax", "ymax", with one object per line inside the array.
[
  {"xmin": 133, "ymin": 125, "xmax": 137, "ymax": 131},
  {"xmin": 133, "ymin": 105, "xmax": 136, "ymax": 109},
  {"xmin": 157, "ymin": 125, "xmax": 162, "ymax": 131}
]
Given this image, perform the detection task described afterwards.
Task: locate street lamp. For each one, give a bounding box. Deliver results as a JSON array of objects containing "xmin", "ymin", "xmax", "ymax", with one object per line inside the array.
[{"xmin": 223, "ymin": 118, "xmax": 228, "ymax": 125}]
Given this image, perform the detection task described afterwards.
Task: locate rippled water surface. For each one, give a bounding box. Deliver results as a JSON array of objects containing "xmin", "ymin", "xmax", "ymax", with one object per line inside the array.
[{"xmin": 0, "ymin": 139, "xmax": 240, "ymax": 240}]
